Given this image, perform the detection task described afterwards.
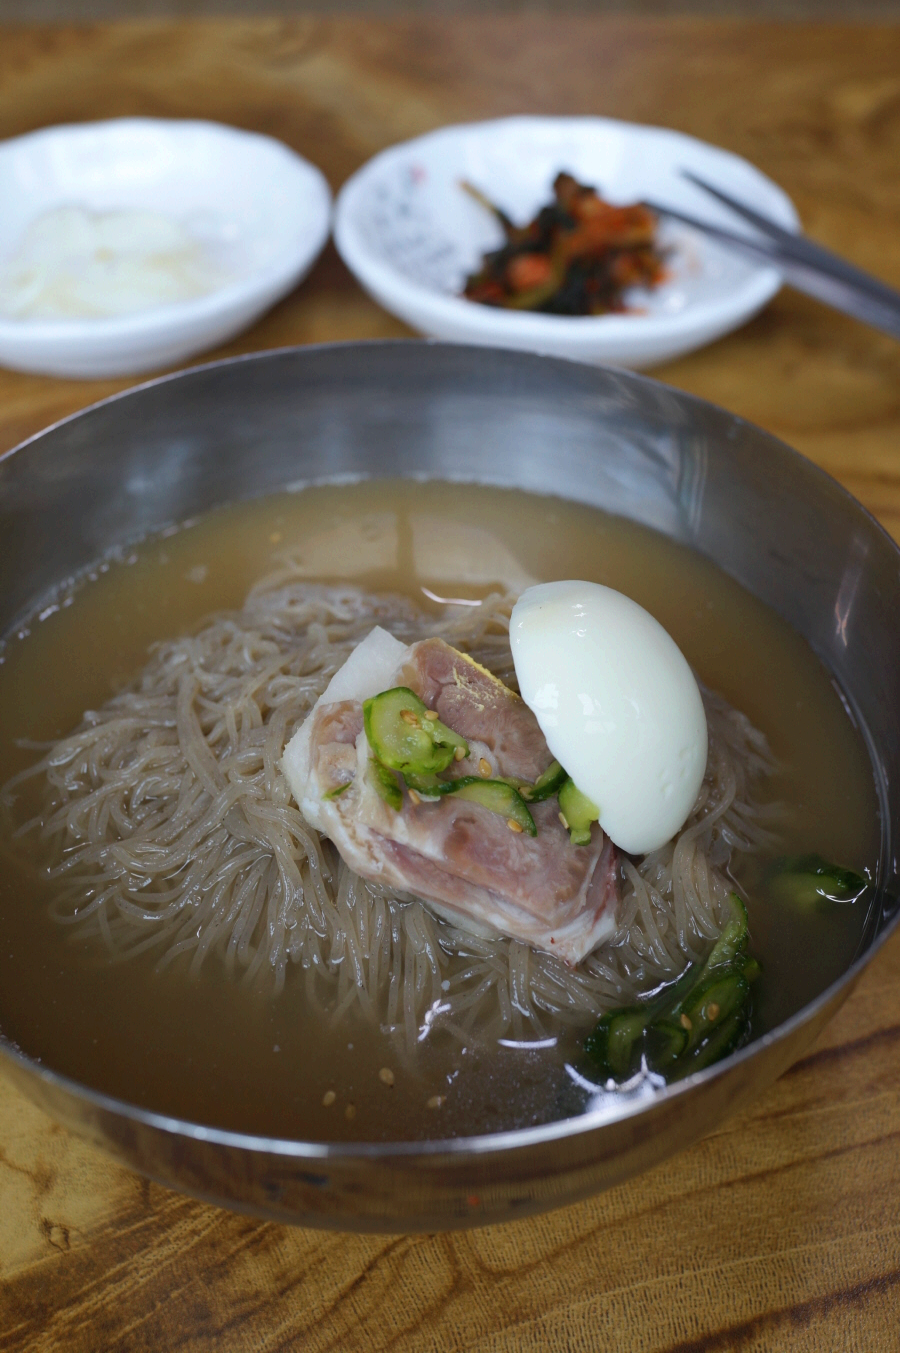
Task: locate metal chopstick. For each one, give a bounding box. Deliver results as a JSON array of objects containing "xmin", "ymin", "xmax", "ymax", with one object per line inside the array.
[
  {"xmin": 682, "ymin": 170, "xmax": 900, "ymax": 310},
  {"xmin": 643, "ymin": 177, "xmax": 900, "ymax": 342}
]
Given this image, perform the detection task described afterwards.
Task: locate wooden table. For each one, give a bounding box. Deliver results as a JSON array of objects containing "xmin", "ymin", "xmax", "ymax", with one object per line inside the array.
[{"xmin": 1, "ymin": 18, "xmax": 899, "ymax": 1352}]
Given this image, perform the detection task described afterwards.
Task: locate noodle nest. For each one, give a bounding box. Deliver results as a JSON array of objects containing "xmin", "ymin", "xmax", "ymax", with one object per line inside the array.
[{"xmin": 4, "ymin": 568, "xmax": 781, "ymax": 1049}]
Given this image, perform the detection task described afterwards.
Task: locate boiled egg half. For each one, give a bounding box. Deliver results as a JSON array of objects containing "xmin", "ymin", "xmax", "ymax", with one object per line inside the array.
[{"xmin": 510, "ymin": 581, "xmax": 708, "ymax": 855}]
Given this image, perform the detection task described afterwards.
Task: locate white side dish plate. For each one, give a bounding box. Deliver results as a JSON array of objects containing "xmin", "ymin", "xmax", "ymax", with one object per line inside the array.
[
  {"xmin": 0, "ymin": 119, "xmax": 332, "ymax": 378},
  {"xmin": 334, "ymin": 116, "xmax": 799, "ymax": 369}
]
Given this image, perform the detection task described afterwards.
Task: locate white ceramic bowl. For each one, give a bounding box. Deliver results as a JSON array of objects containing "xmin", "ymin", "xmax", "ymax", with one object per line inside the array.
[
  {"xmin": 334, "ymin": 116, "xmax": 799, "ymax": 369},
  {"xmin": 0, "ymin": 119, "xmax": 332, "ymax": 379}
]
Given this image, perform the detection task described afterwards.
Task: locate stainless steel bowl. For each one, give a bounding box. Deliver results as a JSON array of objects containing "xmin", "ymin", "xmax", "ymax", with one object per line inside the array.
[{"xmin": 1, "ymin": 341, "xmax": 897, "ymax": 1232}]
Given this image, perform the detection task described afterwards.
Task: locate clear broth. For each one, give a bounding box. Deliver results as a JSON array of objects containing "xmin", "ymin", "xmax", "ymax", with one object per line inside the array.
[{"xmin": 0, "ymin": 483, "xmax": 881, "ymax": 1141}]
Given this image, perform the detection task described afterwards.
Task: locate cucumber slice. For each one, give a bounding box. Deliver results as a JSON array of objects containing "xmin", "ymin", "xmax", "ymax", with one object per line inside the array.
[
  {"xmin": 402, "ymin": 770, "xmax": 446, "ymax": 797},
  {"xmin": 669, "ymin": 1008, "xmax": 749, "ymax": 1080},
  {"xmin": 584, "ymin": 1007, "xmax": 649, "ymax": 1080},
  {"xmin": 742, "ymin": 957, "xmax": 762, "ymax": 984},
  {"xmin": 767, "ymin": 853, "xmax": 868, "ymax": 909},
  {"xmin": 363, "ymin": 687, "xmax": 468, "ymax": 776},
  {"xmin": 558, "ymin": 778, "xmax": 600, "ymax": 845},
  {"xmin": 399, "ymin": 769, "xmax": 537, "ymax": 834},
  {"xmin": 366, "ymin": 757, "xmax": 402, "ymax": 812},
  {"xmin": 645, "ymin": 1018, "xmax": 689, "ymax": 1071},
  {"xmin": 583, "ymin": 901, "xmax": 758, "ymax": 1085},
  {"xmin": 522, "ymin": 760, "xmax": 567, "ymax": 803},
  {"xmin": 447, "ymin": 777, "xmax": 537, "ymax": 836},
  {"xmin": 704, "ymin": 892, "xmax": 749, "ymax": 973},
  {"xmin": 680, "ymin": 967, "xmax": 750, "ymax": 1053}
]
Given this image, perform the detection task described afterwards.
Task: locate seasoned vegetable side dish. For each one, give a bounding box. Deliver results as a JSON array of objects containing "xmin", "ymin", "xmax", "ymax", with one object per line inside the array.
[
  {"xmin": 0, "ymin": 483, "xmax": 878, "ymax": 1140},
  {"xmin": 461, "ymin": 172, "xmax": 667, "ymax": 315}
]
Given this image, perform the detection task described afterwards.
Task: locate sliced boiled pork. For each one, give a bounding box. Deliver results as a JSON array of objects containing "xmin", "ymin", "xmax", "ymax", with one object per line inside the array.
[{"xmin": 281, "ymin": 630, "xmax": 619, "ymax": 963}]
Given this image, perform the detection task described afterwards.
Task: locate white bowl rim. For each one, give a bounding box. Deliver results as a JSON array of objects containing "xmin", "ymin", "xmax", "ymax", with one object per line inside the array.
[{"xmin": 0, "ymin": 116, "xmax": 333, "ymax": 345}]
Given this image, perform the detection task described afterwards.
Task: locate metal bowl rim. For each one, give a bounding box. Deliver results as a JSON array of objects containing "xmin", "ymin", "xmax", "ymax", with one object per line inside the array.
[{"xmin": 1, "ymin": 338, "xmax": 896, "ymax": 1162}]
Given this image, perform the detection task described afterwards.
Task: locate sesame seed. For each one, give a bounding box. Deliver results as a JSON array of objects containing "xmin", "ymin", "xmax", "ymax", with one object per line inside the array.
[
  {"xmin": 478, "ymin": 758, "xmax": 492, "ymax": 777},
  {"xmin": 424, "ymin": 710, "xmax": 439, "ymax": 721},
  {"xmin": 454, "ymin": 746, "xmax": 466, "ymax": 761},
  {"xmin": 559, "ymin": 812, "xmax": 569, "ymax": 829},
  {"xmin": 507, "ymin": 818, "xmax": 523, "ymax": 833},
  {"xmin": 707, "ymin": 1002, "xmax": 720, "ymax": 1021},
  {"xmin": 345, "ymin": 1104, "xmax": 356, "ymax": 1120},
  {"xmin": 322, "ymin": 1089, "xmax": 336, "ymax": 1107},
  {"xmin": 680, "ymin": 1013, "xmax": 692, "ymax": 1031},
  {"xmin": 379, "ymin": 1067, "xmax": 395, "ymax": 1087},
  {"xmin": 408, "ymin": 788, "xmax": 421, "ymax": 806},
  {"xmin": 427, "ymin": 1095, "xmax": 446, "ymax": 1109},
  {"xmin": 400, "ymin": 709, "xmax": 419, "ymax": 726}
]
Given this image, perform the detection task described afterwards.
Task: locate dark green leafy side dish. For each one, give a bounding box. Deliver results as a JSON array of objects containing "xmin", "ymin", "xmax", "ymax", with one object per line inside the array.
[{"xmin": 461, "ymin": 172, "xmax": 666, "ymax": 316}]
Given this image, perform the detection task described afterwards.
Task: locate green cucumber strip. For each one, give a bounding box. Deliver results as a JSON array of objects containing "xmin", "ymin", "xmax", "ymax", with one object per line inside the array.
[
  {"xmin": 767, "ymin": 853, "xmax": 868, "ymax": 908},
  {"xmin": 447, "ymin": 777, "xmax": 537, "ymax": 836},
  {"xmin": 523, "ymin": 760, "xmax": 567, "ymax": 803},
  {"xmin": 402, "ymin": 770, "xmax": 446, "ymax": 797},
  {"xmin": 680, "ymin": 968, "xmax": 750, "ymax": 1053},
  {"xmin": 704, "ymin": 893, "xmax": 749, "ymax": 973},
  {"xmin": 647, "ymin": 962, "xmax": 701, "ymax": 1023},
  {"xmin": 366, "ymin": 758, "xmax": 402, "ymax": 812},
  {"xmin": 584, "ymin": 931, "xmax": 758, "ymax": 1084},
  {"xmin": 742, "ymin": 957, "xmax": 762, "ymax": 983},
  {"xmin": 645, "ymin": 1018, "xmax": 689, "ymax": 1071},
  {"xmin": 606, "ymin": 1010, "xmax": 650, "ymax": 1079},
  {"xmin": 363, "ymin": 687, "xmax": 468, "ymax": 777},
  {"xmin": 558, "ymin": 777, "xmax": 600, "ymax": 846},
  {"xmin": 584, "ymin": 967, "xmax": 695, "ymax": 1081},
  {"xmin": 668, "ymin": 1008, "xmax": 750, "ymax": 1081},
  {"xmin": 400, "ymin": 771, "xmax": 538, "ymax": 835},
  {"xmin": 584, "ymin": 1007, "xmax": 649, "ymax": 1080}
]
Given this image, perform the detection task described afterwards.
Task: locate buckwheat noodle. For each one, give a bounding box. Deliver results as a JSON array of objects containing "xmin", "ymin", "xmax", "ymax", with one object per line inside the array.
[{"xmin": 3, "ymin": 567, "xmax": 781, "ymax": 1049}]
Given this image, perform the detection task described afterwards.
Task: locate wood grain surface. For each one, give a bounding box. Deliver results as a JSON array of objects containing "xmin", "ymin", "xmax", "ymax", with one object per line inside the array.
[{"xmin": 1, "ymin": 17, "xmax": 899, "ymax": 1352}]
